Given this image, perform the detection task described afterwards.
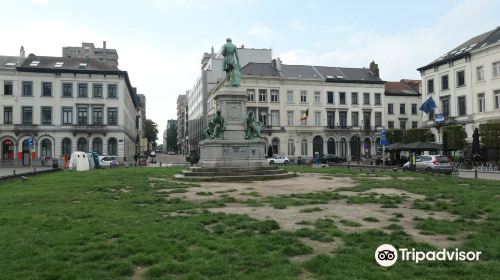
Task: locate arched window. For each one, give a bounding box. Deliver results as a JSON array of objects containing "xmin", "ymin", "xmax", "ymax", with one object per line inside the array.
[
  {"xmin": 2, "ymin": 139, "xmax": 15, "ymax": 159},
  {"xmin": 350, "ymin": 136, "xmax": 361, "ymax": 161},
  {"xmin": 313, "ymin": 136, "xmax": 324, "ymax": 157},
  {"xmin": 301, "ymin": 139, "xmax": 308, "ymax": 156},
  {"xmin": 40, "ymin": 139, "xmax": 52, "ymax": 157},
  {"xmin": 62, "ymin": 138, "xmax": 72, "ymax": 156},
  {"xmin": 92, "ymin": 138, "xmax": 103, "ymax": 155},
  {"xmin": 340, "ymin": 138, "xmax": 347, "ymax": 156},
  {"xmin": 364, "ymin": 138, "xmax": 372, "ymax": 156},
  {"xmin": 77, "ymin": 137, "xmax": 88, "ymax": 152},
  {"xmin": 287, "ymin": 139, "xmax": 295, "ymax": 156},
  {"xmin": 327, "ymin": 137, "xmax": 336, "ymax": 155},
  {"xmin": 271, "ymin": 137, "xmax": 280, "ymax": 155},
  {"xmin": 107, "ymin": 138, "xmax": 117, "ymax": 155}
]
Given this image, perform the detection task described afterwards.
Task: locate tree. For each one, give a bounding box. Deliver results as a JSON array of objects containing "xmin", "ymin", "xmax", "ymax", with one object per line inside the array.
[
  {"xmin": 166, "ymin": 123, "xmax": 178, "ymax": 152},
  {"xmin": 387, "ymin": 129, "xmax": 403, "ymax": 144},
  {"xmin": 442, "ymin": 125, "xmax": 466, "ymax": 150},
  {"xmin": 479, "ymin": 122, "xmax": 500, "ymax": 160},
  {"xmin": 402, "ymin": 128, "xmax": 435, "ymax": 144},
  {"xmin": 144, "ymin": 119, "xmax": 159, "ymax": 145}
]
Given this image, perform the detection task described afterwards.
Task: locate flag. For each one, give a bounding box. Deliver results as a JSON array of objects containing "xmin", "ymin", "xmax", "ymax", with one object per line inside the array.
[
  {"xmin": 300, "ymin": 108, "xmax": 309, "ymax": 120},
  {"xmin": 419, "ymin": 97, "xmax": 437, "ymax": 113}
]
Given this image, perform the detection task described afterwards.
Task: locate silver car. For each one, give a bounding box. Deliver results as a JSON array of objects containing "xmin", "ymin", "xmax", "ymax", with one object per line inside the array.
[{"xmin": 403, "ymin": 155, "xmax": 453, "ymax": 174}]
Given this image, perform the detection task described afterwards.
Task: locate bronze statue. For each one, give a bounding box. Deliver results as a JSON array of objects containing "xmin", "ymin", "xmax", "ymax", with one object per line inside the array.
[
  {"xmin": 203, "ymin": 111, "xmax": 226, "ymax": 139},
  {"xmin": 221, "ymin": 38, "xmax": 241, "ymax": 87},
  {"xmin": 244, "ymin": 111, "xmax": 262, "ymax": 139}
]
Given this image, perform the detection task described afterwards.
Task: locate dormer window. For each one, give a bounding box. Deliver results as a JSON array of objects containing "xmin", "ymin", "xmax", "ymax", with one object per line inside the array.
[{"xmin": 29, "ymin": 61, "xmax": 40, "ymax": 67}]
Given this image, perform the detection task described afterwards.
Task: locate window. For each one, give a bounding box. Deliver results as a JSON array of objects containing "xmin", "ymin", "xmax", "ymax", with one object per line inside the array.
[
  {"xmin": 388, "ymin": 103, "xmax": 394, "ymax": 115},
  {"xmin": 108, "ymin": 84, "xmax": 117, "ymax": 98},
  {"xmin": 340, "ymin": 138, "xmax": 347, "ymax": 156},
  {"xmin": 287, "ymin": 90, "xmax": 294, "ymax": 103},
  {"xmin": 351, "ymin": 92, "xmax": 358, "ymax": 105},
  {"xmin": 351, "ymin": 112, "xmax": 359, "ymax": 127},
  {"xmin": 78, "ymin": 107, "xmax": 88, "ymax": 125},
  {"xmin": 363, "ymin": 93, "xmax": 370, "ymax": 105},
  {"xmin": 287, "ymin": 139, "xmax": 295, "ymax": 156},
  {"xmin": 411, "ymin": 104, "xmax": 417, "ymax": 115},
  {"xmin": 92, "ymin": 138, "xmax": 103, "ymax": 155},
  {"xmin": 62, "ymin": 107, "xmax": 73, "ymax": 125},
  {"xmin": 287, "ymin": 111, "xmax": 294, "ymax": 126},
  {"xmin": 258, "ymin": 89, "xmax": 267, "ymax": 102},
  {"xmin": 427, "ymin": 79, "xmax": 434, "ymax": 94},
  {"xmin": 4, "ymin": 107, "xmax": 13, "ymax": 124},
  {"xmin": 388, "ymin": 121, "xmax": 394, "ymax": 129},
  {"xmin": 476, "ymin": 66, "xmax": 484, "ymax": 81},
  {"xmin": 22, "ymin": 106, "xmax": 33, "ymax": 125},
  {"xmin": 271, "ymin": 110, "xmax": 279, "ymax": 126},
  {"xmin": 339, "ymin": 92, "xmax": 346, "ymax": 105},
  {"xmin": 314, "ymin": 91, "xmax": 320, "ymax": 104},
  {"xmin": 458, "ymin": 96, "xmax": 466, "ymax": 116},
  {"xmin": 375, "ymin": 112, "xmax": 382, "ymax": 127},
  {"xmin": 412, "ymin": 121, "xmax": 418, "ymax": 129},
  {"xmin": 78, "ymin": 83, "xmax": 88, "ymax": 97},
  {"xmin": 327, "ymin": 111, "xmax": 335, "ymax": 128},
  {"xmin": 42, "ymin": 82, "xmax": 52, "ymax": 97},
  {"xmin": 375, "ymin": 93, "xmax": 381, "ymax": 105},
  {"xmin": 92, "ymin": 107, "xmax": 103, "ymax": 125},
  {"xmin": 108, "ymin": 138, "xmax": 118, "ymax": 155},
  {"xmin": 3, "ymin": 81, "xmax": 13, "ymax": 95},
  {"xmin": 300, "ymin": 111, "xmax": 307, "ymax": 126},
  {"xmin": 247, "ymin": 89, "xmax": 255, "ymax": 102},
  {"xmin": 441, "ymin": 75, "xmax": 449, "ymax": 90},
  {"xmin": 41, "ymin": 107, "xmax": 52, "ymax": 125},
  {"xmin": 93, "ymin": 84, "xmax": 103, "ymax": 98},
  {"xmin": 40, "ymin": 139, "xmax": 52, "ymax": 157},
  {"xmin": 478, "ymin": 93, "xmax": 485, "ymax": 113},
  {"xmin": 429, "ymin": 110, "xmax": 435, "ymax": 121},
  {"xmin": 108, "ymin": 108, "xmax": 118, "ymax": 125},
  {"xmin": 62, "ymin": 83, "xmax": 73, "ymax": 97},
  {"xmin": 270, "ymin": 90, "xmax": 279, "ymax": 102},
  {"xmin": 493, "ymin": 62, "xmax": 500, "ymax": 77},
  {"xmin": 400, "ymin": 104, "xmax": 406, "ymax": 115},
  {"xmin": 62, "ymin": 138, "xmax": 72, "ymax": 155},
  {"xmin": 327, "ymin": 91, "xmax": 334, "ymax": 104},
  {"xmin": 457, "ymin": 70, "xmax": 465, "ymax": 87},
  {"xmin": 77, "ymin": 138, "xmax": 88, "ymax": 152},
  {"xmin": 442, "ymin": 98, "xmax": 450, "ymax": 118},
  {"xmin": 22, "ymin": 81, "xmax": 33, "ymax": 96},
  {"xmin": 300, "ymin": 91, "xmax": 307, "ymax": 103},
  {"xmin": 495, "ymin": 90, "xmax": 500, "ymax": 110},
  {"xmin": 363, "ymin": 111, "xmax": 371, "ymax": 130},
  {"xmin": 314, "ymin": 111, "xmax": 321, "ymax": 126},
  {"xmin": 301, "ymin": 139, "xmax": 308, "ymax": 156},
  {"xmin": 400, "ymin": 120, "xmax": 406, "ymax": 130},
  {"xmin": 339, "ymin": 111, "xmax": 347, "ymax": 128}
]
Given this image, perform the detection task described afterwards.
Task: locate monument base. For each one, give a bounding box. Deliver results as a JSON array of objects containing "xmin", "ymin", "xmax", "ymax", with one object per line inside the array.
[{"xmin": 198, "ymin": 139, "xmax": 266, "ymax": 168}]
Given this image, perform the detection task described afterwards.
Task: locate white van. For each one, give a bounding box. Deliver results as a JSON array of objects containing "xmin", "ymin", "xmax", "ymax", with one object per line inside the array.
[{"xmin": 69, "ymin": 151, "xmax": 90, "ymax": 171}]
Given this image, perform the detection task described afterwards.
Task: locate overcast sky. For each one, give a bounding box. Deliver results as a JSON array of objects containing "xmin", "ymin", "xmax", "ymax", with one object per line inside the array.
[{"xmin": 0, "ymin": 0, "xmax": 498, "ymax": 133}]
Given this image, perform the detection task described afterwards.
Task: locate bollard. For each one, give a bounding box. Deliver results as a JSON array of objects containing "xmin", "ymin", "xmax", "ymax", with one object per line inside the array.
[
  {"xmin": 347, "ymin": 162, "xmax": 350, "ymax": 169},
  {"xmin": 13, "ymin": 170, "xmax": 16, "ymax": 175},
  {"xmin": 160, "ymin": 162, "xmax": 162, "ymax": 167},
  {"xmin": 34, "ymin": 168, "xmax": 36, "ymax": 173},
  {"xmin": 474, "ymin": 168, "xmax": 478, "ymax": 179}
]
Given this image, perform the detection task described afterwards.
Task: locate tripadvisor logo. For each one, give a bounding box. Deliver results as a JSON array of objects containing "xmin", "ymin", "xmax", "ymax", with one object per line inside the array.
[{"xmin": 375, "ymin": 244, "xmax": 481, "ymax": 267}]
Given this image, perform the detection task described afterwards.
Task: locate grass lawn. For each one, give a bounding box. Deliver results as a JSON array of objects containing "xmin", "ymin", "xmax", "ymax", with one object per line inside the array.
[{"xmin": 0, "ymin": 166, "xmax": 499, "ymax": 279}]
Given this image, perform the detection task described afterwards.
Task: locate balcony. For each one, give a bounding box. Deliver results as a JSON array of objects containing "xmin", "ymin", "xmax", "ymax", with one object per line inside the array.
[
  {"xmin": 72, "ymin": 124, "xmax": 107, "ymax": 136},
  {"xmin": 14, "ymin": 124, "xmax": 39, "ymax": 136}
]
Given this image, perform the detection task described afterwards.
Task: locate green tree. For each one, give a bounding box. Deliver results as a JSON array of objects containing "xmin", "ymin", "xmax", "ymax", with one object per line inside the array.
[
  {"xmin": 387, "ymin": 129, "xmax": 403, "ymax": 144},
  {"xmin": 144, "ymin": 119, "xmax": 159, "ymax": 145},
  {"xmin": 442, "ymin": 125, "xmax": 466, "ymax": 150},
  {"xmin": 402, "ymin": 128, "xmax": 435, "ymax": 144},
  {"xmin": 479, "ymin": 122, "xmax": 500, "ymax": 159},
  {"xmin": 166, "ymin": 123, "xmax": 178, "ymax": 152}
]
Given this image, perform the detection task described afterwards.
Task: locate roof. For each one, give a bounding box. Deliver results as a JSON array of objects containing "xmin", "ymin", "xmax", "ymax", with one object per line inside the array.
[
  {"xmin": 0, "ymin": 56, "xmax": 25, "ymax": 70},
  {"xmin": 385, "ymin": 81, "xmax": 420, "ymax": 96},
  {"xmin": 18, "ymin": 55, "xmax": 120, "ymax": 71},
  {"xmin": 418, "ymin": 27, "xmax": 500, "ymax": 71},
  {"xmin": 240, "ymin": 62, "xmax": 280, "ymax": 77},
  {"xmin": 240, "ymin": 62, "xmax": 383, "ymax": 83}
]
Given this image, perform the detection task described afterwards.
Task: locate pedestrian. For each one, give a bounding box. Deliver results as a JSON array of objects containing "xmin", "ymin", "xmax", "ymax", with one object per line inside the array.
[{"xmin": 134, "ymin": 153, "xmax": 138, "ymax": 167}]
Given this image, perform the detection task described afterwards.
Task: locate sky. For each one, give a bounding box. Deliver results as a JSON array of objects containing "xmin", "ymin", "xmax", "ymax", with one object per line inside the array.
[{"xmin": 0, "ymin": 0, "xmax": 499, "ymax": 134}]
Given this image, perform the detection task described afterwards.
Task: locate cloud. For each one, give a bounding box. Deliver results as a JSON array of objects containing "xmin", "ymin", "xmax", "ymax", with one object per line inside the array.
[{"xmin": 246, "ymin": 22, "xmax": 273, "ymax": 39}]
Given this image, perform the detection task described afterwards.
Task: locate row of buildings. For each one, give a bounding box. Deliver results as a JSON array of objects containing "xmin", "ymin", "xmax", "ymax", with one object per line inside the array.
[
  {"xmin": 0, "ymin": 42, "xmax": 147, "ymax": 166},
  {"xmin": 176, "ymin": 27, "xmax": 500, "ymax": 162}
]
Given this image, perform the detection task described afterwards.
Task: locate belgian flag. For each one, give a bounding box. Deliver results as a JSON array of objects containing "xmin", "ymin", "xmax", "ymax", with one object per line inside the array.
[{"xmin": 300, "ymin": 108, "xmax": 309, "ymax": 121}]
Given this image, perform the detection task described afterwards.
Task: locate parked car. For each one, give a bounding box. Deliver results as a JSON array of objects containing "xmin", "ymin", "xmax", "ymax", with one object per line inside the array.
[
  {"xmin": 266, "ymin": 155, "xmax": 290, "ymax": 165},
  {"xmin": 168, "ymin": 151, "xmax": 176, "ymax": 155},
  {"xmin": 321, "ymin": 154, "xmax": 347, "ymax": 164},
  {"xmin": 403, "ymin": 155, "xmax": 452, "ymax": 174},
  {"xmin": 99, "ymin": 156, "xmax": 119, "ymax": 168}
]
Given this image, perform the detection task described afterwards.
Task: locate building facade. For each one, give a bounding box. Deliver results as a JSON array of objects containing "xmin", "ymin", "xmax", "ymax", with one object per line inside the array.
[
  {"xmin": 62, "ymin": 41, "xmax": 119, "ymax": 66},
  {"xmin": 0, "ymin": 53, "xmax": 140, "ymax": 166},
  {"xmin": 176, "ymin": 94, "xmax": 188, "ymax": 155},
  {"xmin": 417, "ymin": 27, "xmax": 500, "ymax": 152},
  {"xmin": 209, "ymin": 59, "xmax": 388, "ymax": 162},
  {"xmin": 384, "ymin": 80, "xmax": 421, "ymax": 130}
]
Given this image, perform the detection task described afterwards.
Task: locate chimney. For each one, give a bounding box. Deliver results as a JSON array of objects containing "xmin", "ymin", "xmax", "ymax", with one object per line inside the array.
[
  {"xmin": 272, "ymin": 57, "xmax": 282, "ymax": 72},
  {"xmin": 211, "ymin": 46, "xmax": 214, "ymax": 57},
  {"xmin": 103, "ymin": 41, "xmax": 107, "ymax": 61},
  {"xmin": 369, "ymin": 61, "xmax": 379, "ymax": 78},
  {"xmin": 20, "ymin": 46, "xmax": 25, "ymax": 58}
]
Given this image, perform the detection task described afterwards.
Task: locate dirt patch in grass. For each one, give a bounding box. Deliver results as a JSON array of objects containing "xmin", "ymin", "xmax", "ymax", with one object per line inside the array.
[
  {"xmin": 291, "ymin": 238, "xmax": 344, "ymax": 263},
  {"xmin": 131, "ymin": 266, "xmax": 147, "ymax": 280}
]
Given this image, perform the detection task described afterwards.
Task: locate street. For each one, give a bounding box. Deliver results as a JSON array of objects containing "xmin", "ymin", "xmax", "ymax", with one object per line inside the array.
[
  {"xmin": 149, "ymin": 153, "xmax": 187, "ymax": 166},
  {"xmin": 458, "ymin": 170, "xmax": 500, "ymax": 180}
]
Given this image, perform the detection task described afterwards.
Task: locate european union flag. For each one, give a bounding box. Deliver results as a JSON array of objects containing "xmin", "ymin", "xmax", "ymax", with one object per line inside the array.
[{"xmin": 419, "ymin": 97, "xmax": 437, "ymax": 113}]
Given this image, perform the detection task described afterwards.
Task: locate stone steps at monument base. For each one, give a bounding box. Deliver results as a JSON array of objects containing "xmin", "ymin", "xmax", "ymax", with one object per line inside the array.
[
  {"xmin": 174, "ymin": 172, "xmax": 296, "ymax": 182},
  {"xmin": 190, "ymin": 166, "xmax": 279, "ymax": 173},
  {"xmin": 182, "ymin": 169, "xmax": 287, "ymax": 177}
]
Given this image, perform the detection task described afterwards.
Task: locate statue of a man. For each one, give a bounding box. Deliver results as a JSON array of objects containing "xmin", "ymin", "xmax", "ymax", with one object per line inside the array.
[
  {"xmin": 211, "ymin": 111, "xmax": 226, "ymax": 139},
  {"xmin": 221, "ymin": 38, "xmax": 241, "ymax": 87},
  {"xmin": 245, "ymin": 111, "xmax": 262, "ymax": 139}
]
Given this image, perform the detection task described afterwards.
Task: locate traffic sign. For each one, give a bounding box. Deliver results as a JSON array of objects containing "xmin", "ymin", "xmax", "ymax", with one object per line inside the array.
[
  {"xmin": 28, "ymin": 137, "xmax": 33, "ymax": 149},
  {"xmin": 380, "ymin": 128, "xmax": 388, "ymax": 146}
]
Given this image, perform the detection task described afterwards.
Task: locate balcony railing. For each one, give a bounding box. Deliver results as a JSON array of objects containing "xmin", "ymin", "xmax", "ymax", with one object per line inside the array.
[{"xmin": 14, "ymin": 124, "xmax": 39, "ymax": 135}]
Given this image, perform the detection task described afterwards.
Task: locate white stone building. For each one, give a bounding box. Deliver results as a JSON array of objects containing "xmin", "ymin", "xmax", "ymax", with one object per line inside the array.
[
  {"xmin": 417, "ymin": 27, "xmax": 500, "ymax": 152},
  {"xmin": 0, "ymin": 52, "xmax": 140, "ymax": 166},
  {"xmin": 63, "ymin": 41, "xmax": 119, "ymax": 66},
  {"xmin": 384, "ymin": 81, "xmax": 421, "ymax": 130},
  {"xmin": 209, "ymin": 59, "xmax": 389, "ymax": 162}
]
